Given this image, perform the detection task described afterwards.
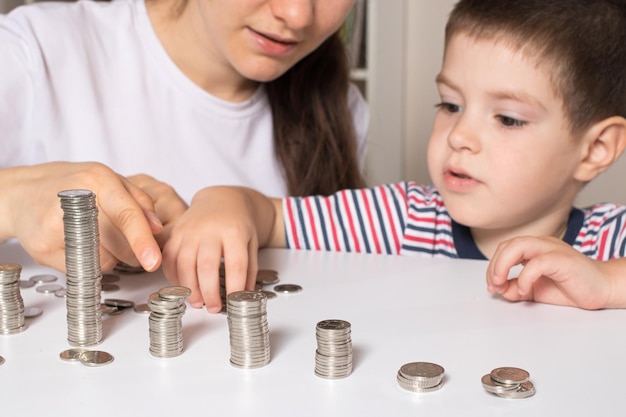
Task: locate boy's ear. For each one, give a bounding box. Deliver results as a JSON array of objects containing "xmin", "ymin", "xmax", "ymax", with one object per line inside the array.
[{"xmin": 574, "ymin": 116, "xmax": 626, "ymax": 183}]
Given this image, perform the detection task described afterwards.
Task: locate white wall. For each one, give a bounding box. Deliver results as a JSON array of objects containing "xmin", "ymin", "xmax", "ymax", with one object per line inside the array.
[{"xmin": 402, "ymin": 1, "xmax": 626, "ymax": 207}]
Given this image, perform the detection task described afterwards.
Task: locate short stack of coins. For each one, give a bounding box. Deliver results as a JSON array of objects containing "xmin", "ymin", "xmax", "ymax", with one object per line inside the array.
[
  {"xmin": 147, "ymin": 286, "xmax": 190, "ymax": 358},
  {"xmin": 314, "ymin": 319, "xmax": 353, "ymax": 379},
  {"xmin": 58, "ymin": 189, "xmax": 103, "ymax": 346},
  {"xmin": 397, "ymin": 362, "xmax": 445, "ymax": 393},
  {"xmin": 226, "ymin": 291, "xmax": 270, "ymax": 369},
  {"xmin": 0, "ymin": 263, "xmax": 26, "ymax": 334},
  {"xmin": 481, "ymin": 366, "xmax": 536, "ymax": 399}
]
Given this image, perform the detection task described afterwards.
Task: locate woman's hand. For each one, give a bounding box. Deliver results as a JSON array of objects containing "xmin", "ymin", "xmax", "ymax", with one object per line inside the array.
[{"xmin": 0, "ymin": 162, "xmax": 163, "ymax": 273}]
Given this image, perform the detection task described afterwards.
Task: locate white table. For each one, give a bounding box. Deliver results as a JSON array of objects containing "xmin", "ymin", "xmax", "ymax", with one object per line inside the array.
[{"xmin": 1, "ymin": 239, "xmax": 624, "ymax": 416}]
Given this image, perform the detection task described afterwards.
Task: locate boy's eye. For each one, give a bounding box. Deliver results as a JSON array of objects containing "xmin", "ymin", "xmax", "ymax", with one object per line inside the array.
[
  {"xmin": 435, "ymin": 102, "xmax": 462, "ymax": 114},
  {"xmin": 497, "ymin": 115, "xmax": 527, "ymax": 128}
]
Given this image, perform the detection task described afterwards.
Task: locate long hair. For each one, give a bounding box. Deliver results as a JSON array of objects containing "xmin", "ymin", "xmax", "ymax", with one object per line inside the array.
[{"xmin": 266, "ymin": 32, "xmax": 366, "ymax": 196}]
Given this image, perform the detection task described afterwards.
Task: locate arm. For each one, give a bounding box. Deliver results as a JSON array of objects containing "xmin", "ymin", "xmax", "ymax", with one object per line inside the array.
[
  {"xmin": 486, "ymin": 236, "xmax": 626, "ymax": 309},
  {"xmin": 0, "ymin": 162, "xmax": 163, "ymax": 273},
  {"xmin": 161, "ymin": 186, "xmax": 284, "ymax": 313}
]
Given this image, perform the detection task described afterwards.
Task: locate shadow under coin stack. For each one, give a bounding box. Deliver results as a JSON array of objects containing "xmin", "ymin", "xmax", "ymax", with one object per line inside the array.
[
  {"xmin": 227, "ymin": 291, "xmax": 270, "ymax": 369},
  {"xmin": 58, "ymin": 189, "xmax": 103, "ymax": 346},
  {"xmin": 147, "ymin": 286, "xmax": 190, "ymax": 358},
  {"xmin": 0, "ymin": 263, "xmax": 26, "ymax": 335},
  {"xmin": 314, "ymin": 319, "xmax": 353, "ymax": 379}
]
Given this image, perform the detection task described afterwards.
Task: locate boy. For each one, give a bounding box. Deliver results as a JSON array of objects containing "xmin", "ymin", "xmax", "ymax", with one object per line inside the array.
[{"xmin": 161, "ymin": 0, "xmax": 626, "ymax": 312}]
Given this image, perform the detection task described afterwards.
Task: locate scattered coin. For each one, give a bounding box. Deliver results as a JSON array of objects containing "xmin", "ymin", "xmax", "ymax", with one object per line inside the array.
[
  {"xmin": 79, "ymin": 350, "xmax": 114, "ymax": 367},
  {"xmin": 133, "ymin": 303, "xmax": 151, "ymax": 314},
  {"xmin": 101, "ymin": 283, "xmax": 120, "ymax": 293},
  {"xmin": 0, "ymin": 355, "xmax": 4, "ymax": 365},
  {"xmin": 261, "ymin": 290, "xmax": 277, "ymax": 299},
  {"xmin": 20, "ymin": 280, "xmax": 35, "ymax": 289},
  {"xmin": 35, "ymin": 284, "xmax": 64, "ymax": 294},
  {"xmin": 23, "ymin": 307, "xmax": 43, "ymax": 319},
  {"xmin": 101, "ymin": 273, "xmax": 121, "ymax": 283},
  {"xmin": 59, "ymin": 348, "xmax": 89, "ymax": 362},
  {"xmin": 256, "ymin": 269, "xmax": 279, "ymax": 285},
  {"xmin": 55, "ymin": 288, "xmax": 67, "ymax": 298},
  {"xmin": 273, "ymin": 284, "xmax": 302, "ymax": 294},
  {"xmin": 29, "ymin": 274, "xmax": 58, "ymax": 284},
  {"xmin": 103, "ymin": 299, "xmax": 135, "ymax": 309},
  {"xmin": 113, "ymin": 262, "xmax": 145, "ymax": 274}
]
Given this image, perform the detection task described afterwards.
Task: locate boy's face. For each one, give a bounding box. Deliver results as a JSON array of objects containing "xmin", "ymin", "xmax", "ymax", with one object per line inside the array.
[{"xmin": 427, "ymin": 34, "xmax": 585, "ymax": 231}]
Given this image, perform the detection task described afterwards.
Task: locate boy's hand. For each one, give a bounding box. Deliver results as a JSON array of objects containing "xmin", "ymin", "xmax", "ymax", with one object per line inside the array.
[
  {"xmin": 486, "ymin": 236, "xmax": 615, "ymax": 310},
  {"xmin": 161, "ymin": 187, "xmax": 265, "ymax": 313}
]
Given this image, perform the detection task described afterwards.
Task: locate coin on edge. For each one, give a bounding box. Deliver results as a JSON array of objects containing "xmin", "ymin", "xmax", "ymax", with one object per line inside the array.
[{"xmin": 24, "ymin": 307, "xmax": 43, "ymax": 319}]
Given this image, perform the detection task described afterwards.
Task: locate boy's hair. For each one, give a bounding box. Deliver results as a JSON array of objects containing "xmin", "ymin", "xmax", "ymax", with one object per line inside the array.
[{"xmin": 446, "ymin": 0, "xmax": 626, "ymax": 134}]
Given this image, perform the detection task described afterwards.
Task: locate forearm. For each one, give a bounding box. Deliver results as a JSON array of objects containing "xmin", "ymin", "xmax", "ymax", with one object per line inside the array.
[{"xmin": 0, "ymin": 166, "xmax": 23, "ymax": 241}]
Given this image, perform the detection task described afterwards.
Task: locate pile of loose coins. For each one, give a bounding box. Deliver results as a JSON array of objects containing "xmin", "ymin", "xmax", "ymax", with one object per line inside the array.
[
  {"xmin": 147, "ymin": 286, "xmax": 191, "ymax": 358},
  {"xmin": 58, "ymin": 189, "xmax": 103, "ymax": 347},
  {"xmin": 481, "ymin": 366, "xmax": 536, "ymax": 399},
  {"xmin": 397, "ymin": 362, "xmax": 445, "ymax": 393},
  {"xmin": 227, "ymin": 290, "xmax": 270, "ymax": 369},
  {"xmin": 314, "ymin": 319, "xmax": 353, "ymax": 379},
  {"xmin": 0, "ymin": 263, "xmax": 25, "ymax": 335},
  {"xmin": 59, "ymin": 348, "xmax": 114, "ymax": 367}
]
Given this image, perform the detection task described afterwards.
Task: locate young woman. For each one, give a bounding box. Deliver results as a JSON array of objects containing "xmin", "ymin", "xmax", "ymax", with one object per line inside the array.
[{"xmin": 0, "ymin": 0, "xmax": 367, "ymax": 273}]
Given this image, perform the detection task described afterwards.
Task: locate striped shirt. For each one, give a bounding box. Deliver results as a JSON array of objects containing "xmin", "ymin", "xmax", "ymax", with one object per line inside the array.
[{"xmin": 283, "ymin": 182, "xmax": 626, "ymax": 260}]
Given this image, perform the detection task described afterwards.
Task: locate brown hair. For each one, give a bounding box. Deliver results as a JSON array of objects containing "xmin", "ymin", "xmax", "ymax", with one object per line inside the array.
[
  {"xmin": 446, "ymin": 0, "xmax": 626, "ymax": 134},
  {"xmin": 266, "ymin": 32, "xmax": 366, "ymax": 196}
]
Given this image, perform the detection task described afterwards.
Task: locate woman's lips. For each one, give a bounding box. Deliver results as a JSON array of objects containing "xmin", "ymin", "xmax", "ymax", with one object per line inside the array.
[{"xmin": 248, "ymin": 28, "xmax": 298, "ymax": 56}]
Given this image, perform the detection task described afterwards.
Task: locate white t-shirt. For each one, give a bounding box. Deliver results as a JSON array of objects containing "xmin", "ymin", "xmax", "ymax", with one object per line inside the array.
[{"xmin": 0, "ymin": 0, "xmax": 369, "ymax": 203}]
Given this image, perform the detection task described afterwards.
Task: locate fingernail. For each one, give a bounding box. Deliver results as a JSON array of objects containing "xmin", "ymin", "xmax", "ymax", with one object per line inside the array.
[
  {"xmin": 141, "ymin": 248, "xmax": 159, "ymax": 271},
  {"xmin": 145, "ymin": 211, "xmax": 163, "ymax": 229},
  {"xmin": 207, "ymin": 305, "xmax": 222, "ymax": 314}
]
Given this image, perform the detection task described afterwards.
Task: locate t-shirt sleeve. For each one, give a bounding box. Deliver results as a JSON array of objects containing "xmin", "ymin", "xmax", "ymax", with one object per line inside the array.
[
  {"xmin": 282, "ymin": 182, "xmax": 410, "ymax": 254},
  {"xmin": 0, "ymin": 15, "xmax": 36, "ymax": 167},
  {"xmin": 577, "ymin": 204, "xmax": 626, "ymax": 259}
]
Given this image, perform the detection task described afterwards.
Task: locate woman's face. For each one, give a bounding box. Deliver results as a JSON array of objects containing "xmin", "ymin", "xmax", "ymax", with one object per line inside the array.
[{"xmin": 191, "ymin": 0, "xmax": 355, "ymax": 83}]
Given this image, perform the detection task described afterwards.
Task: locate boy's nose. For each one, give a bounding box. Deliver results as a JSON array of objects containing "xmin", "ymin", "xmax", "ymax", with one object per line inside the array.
[{"xmin": 447, "ymin": 117, "xmax": 481, "ymax": 153}]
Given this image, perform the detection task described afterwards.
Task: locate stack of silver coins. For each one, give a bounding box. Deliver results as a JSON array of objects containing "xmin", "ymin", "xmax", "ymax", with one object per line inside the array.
[
  {"xmin": 147, "ymin": 286, "xmax": 190, "ymax": 358},
  {"xmin": 481, "ymin": 366, "xmax": 536, "ymax": 399},
  {"xmin": 314, "ymin": 319, "xmax": 353, "ymax": 379},
  {"xmin": 227, "ymin": 291, "xmax": 270, "ymax": 369},
  {"xmin": 397, "ymin": 362, "xmax": 445, "ymax": 393},
  {"xmin": 58, "ymin": 189, "xmax": 103, "ymax": 346},
  {"xmin": 0, "ymin": 263, "xmax": 26, "ymax": 335}
]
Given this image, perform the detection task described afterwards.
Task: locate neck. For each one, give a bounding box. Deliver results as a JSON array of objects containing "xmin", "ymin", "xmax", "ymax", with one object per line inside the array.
[
  {"xmin": 145, "ymin": 0, "xmax": 259, "ymax": 102},
  {"xmin": 471, "ymin": 207, "xmax": 571, "ymax": 259}
]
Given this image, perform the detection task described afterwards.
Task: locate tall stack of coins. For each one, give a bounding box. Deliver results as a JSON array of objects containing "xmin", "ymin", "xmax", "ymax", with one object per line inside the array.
[
  {"xmin": 481, "ymin": 366, "xmax": 536, "ymax": 399},
  {"xmin": 227, "ymin": 291, "xmax": 270, "ymax": 369},
  {"xmin": 58, "ymin": 189, "xmax": 103, "ymax": 346},
  {"xmin": 0, "ymin": 263, "xmax": 26, "ymax": 334},
  {"xmin": 314, "ymin": 319, "xmax": 353, "ymax": 379},
  {"xmin": 397, "ymin": 362, "xmax": 445, "ymax": 393},
  {"xmin": 147, "ymin": 286, "xmax": 190, "ymax": 358}
]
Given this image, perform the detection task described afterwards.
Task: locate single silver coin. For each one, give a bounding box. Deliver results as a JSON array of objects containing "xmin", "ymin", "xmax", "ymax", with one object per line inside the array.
[
  {"xmin": 103, "ymin": 298, "xmax": 135, "ymax": 309},
  {"xmin": 273, "ymin": 284, "xmax": 302, "ymax": 294},
  {"xmin": 261, "ymin": 290, "xmax": 277, "ymax": 299},
  {"xmin": 101, "ymin": 273, "xmax": 121, "ymax": 283},
  {"xmin": 158, "ymin": 286, "xmax": 192, "ymax": 300},
  {"xmin": 0, "ymin": 355, "xmax": 5, "ymax": 365},
  {"xmin": 59, "ymin": 348, "xmax": 89, "ymax": 362},
  {"xmin": 24, "ymin": 307, "xmax": 43, "ymax": 318},
  {"xmin": 55, "ymin": 288, "xmax": 67, "ymax": 298},
  {"xmin": 400, "ymin": 362, "xmax": 445, "ymax": 379},
  {"xmin": 35, "ymin": 284, "xmax": 64, "ymax": 294},
  {"xmin": 79, "ymin": 350, "xmax": 114, "ymax": 367},
  {"xmin": 29, "ymin": 274, "xmax": 58, "ymax": 284},
  {"xmin": 20, "ymin": 280, "xmax": 36, "ymax": 289},
  {"xmin": 101, "ymin": 283, "xmax": 120, "ymax": 293},
  {"xmin": 133, "ymin": 303, "xmax": 152, "ymax": 314}
]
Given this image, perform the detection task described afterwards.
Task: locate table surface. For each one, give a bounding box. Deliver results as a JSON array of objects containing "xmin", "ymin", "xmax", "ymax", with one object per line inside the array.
[{"xmin": 1, "ymin": 239, "xmax": 625, "ymax": 416}]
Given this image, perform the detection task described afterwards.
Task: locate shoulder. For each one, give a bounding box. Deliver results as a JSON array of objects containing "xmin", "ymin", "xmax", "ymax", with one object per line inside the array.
[{"xmin": 581, "ymin": 203, "xmax": 626, "ymax": 228}]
